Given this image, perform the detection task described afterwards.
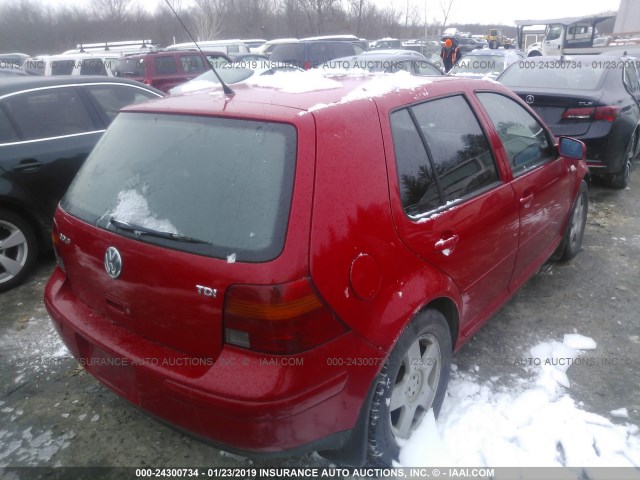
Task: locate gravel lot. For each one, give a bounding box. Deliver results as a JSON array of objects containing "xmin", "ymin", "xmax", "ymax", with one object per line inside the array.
[{"xmin": 1, "ymin": 180, "xmax": 639, "ymax": 475}]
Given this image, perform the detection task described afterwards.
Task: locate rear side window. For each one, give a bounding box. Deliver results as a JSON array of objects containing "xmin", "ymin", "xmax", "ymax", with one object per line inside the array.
[
  {"xmin": 51, "ymin": 59, "xmax": 74, "ymax": 75},
  {"xmin": 476, "ymin": 92, "xmax": 554, "ymax": 176},
  {"xmin": 270, "ymin": 44, "xmax": 305, "ymax": 67},
  {"xmin": 115, "ymin": 58, "xmax": 145, "ymax": 77},
  {"xmin": 624, "ymin": 64, "xmax": 639, "ymax": 93},
  {"xmin": 391, "ymin": 95, "xmax": 499, "ymax": 217},
  {"xmin": 0, "ymin": 106, "xmax": 19, "ymax": 143},
  {"xmin": 84, "ymin": 84, "xmax": 160, "ymax": 122},
  {"xmin": 2, "ymin": 87, "xmax": 95, "ymax": 140},
  {"xmin": 61, "ymin": 113, "xmax": 297, "ymax": 262},
  {"xmin": 154, "ymin": 56, "xmax": 178, "ymax": 74},
  {"xmin": 308, "ymin": 43, "xmax": 355, "ymax": 67},
  {"xmin": 179, "ymin": 54, "xmax": 206, "ymax": 73},
  {"xmin": 80, "ymin": 58, "xmax": 108, "ymax": 75}
]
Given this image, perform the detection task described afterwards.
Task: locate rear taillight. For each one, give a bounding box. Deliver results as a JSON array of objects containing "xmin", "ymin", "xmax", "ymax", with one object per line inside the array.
[
  {"xmin": 224, "ymin": 278, "xmax": 349, "ymax": 355},
  {"xmin": 593, "ymin": 106, "xmax": 621, "ymax": 122},
  {"xmin": 562, "ymin": 106, "xmax": 621, "ymax": 122},
  {"xmin": 561, "ymin": 107, "xmax": 595, "ymax": 120},
  {"xmin": 51, "ymin": 220, "xmax": 65, "ymax": 272}
]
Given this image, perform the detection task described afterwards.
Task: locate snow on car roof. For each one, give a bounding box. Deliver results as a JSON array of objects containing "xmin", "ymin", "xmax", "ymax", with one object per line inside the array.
[{"xmin": 125, "ymin": 69, "xmax": 477, "ymax": 118}]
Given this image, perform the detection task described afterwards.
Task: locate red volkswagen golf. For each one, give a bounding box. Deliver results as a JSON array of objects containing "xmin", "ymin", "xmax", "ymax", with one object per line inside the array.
[{"xmin": 44, "ymin": 73, "xmax": 589, "ymax": 466}]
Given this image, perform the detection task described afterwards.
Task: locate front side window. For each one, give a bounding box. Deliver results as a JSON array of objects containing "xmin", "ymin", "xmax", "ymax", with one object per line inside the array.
[
  {"xmin": 61, "ymin": 113, "xmax": 297, "ymax": 262},
  {"xmin": 477, "ymin": 92, "xmax": 554, "ymax": 176},
  {"xmin": 391, "ymin": 95, "xmax": 499, "ymax": 217},
  {"xmin": 2, "ymin": 87, "xmax": 95, "ymax": 140},
  {"xmin": 546, "ymin": 25, "xmax": 562, "ymax": 41}
]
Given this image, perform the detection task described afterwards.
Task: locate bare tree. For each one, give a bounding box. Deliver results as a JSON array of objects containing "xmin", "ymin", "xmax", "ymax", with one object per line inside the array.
[
  {"xmin": 297, "ymin": 0, "xmax": 339, "ymax": 34},
  {"xmin": 192, "ymin": 0, "xmax": 224, "ymax": 40},
  {"xmin": 346, "ymin": 0, "xmax": 367, "ymax": 36},
  {"xmin": 440, "ymin": 0, "xmax": 454, "ymax": 29},
  {"xmin": 91, "ymin": 0, "xmax": 131, "ymax": 23}
]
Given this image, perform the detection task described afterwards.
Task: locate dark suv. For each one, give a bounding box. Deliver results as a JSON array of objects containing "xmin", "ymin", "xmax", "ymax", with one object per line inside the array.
[
  {"xmin": 0, "ymin": 76, "xmax": 163, "ymax": 291},
  {"xmin": 114, "ymin": 50, "xmax": 231, "ymax": 92},
  {"xmin": 270, "ymin": 41, "xmax": 364, "ymax": 69},
  {"xmin": 46, "ymin": 72, "xmax": 588, "ymax": 466}
]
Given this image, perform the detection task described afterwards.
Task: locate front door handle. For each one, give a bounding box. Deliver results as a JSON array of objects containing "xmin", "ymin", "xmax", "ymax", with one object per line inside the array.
[
  {"xmin": 12, "ymin": 159, "xmax": 43, "ymax": 172},
  {"xmin": 434, "ymin": 234, "xmax": 459, "ymax": 256}
]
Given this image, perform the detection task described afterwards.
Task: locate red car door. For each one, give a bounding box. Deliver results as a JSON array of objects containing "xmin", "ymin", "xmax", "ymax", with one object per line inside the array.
[
  {"xmin": 385, "ymin": 94, "xmax": 520, "ymax": 336},
  {"xmin": 475, "ymin": 92, "xmax": 573, "ymax": 290}
]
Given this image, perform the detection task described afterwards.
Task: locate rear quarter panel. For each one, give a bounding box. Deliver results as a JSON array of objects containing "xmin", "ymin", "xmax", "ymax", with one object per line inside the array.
[{"xmin": 308, "ymin": 99, "xmax": 461, "ymax": 353}]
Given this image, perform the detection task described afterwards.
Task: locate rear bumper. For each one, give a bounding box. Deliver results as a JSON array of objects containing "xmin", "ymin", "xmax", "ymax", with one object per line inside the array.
[
  {"xmin": 577, "ymin": 124, "xmax": 630, "ymax": 175},
  {"xmin": 44, "ymin": 268, "xmax": 383, "ymax": 455}
]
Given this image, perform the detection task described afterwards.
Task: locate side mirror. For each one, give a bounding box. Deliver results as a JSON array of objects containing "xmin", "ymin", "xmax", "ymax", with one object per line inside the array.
[{"xmin": 558, "ymin": 137, "xmax": 586, "ymax": 160}]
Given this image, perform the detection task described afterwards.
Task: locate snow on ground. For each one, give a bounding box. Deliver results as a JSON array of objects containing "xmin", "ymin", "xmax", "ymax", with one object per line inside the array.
[
  {"xmin": 0, "ymin": 314, "xmax": 69, "ymax": 383},
  {"xmin": 0, "ymin": 313, "xmax": 75, "ymax": 466},
  {"xmin": 399, "ymin": 334, "xmax": 640, "ymax": 469}
]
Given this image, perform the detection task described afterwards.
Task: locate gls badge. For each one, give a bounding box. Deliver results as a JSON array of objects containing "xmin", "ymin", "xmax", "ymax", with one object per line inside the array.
[{"xmin": 104, "ymin": 247, "xmax": 123, "ymax": 279}]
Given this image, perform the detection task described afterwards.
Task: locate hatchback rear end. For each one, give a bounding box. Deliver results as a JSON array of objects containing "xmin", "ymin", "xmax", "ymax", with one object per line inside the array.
[{"xmin": 44, "ymin": 88, "xmax": 384, "ymax": 457}]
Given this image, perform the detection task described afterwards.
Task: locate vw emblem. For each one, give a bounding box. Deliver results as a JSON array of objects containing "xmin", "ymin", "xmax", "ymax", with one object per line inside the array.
[
  {"xmin": 104, "ymin": 247, "xmax": 122, "ymax": 279},
  {"xmin": 525, "ymin": 95, "xmax": 535, "ymax": 104}
]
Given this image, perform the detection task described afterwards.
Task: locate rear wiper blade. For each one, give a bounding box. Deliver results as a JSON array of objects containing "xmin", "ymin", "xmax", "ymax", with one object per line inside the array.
[{"xmin": 109, "ymin": 217, "xmax": 212, "ymax": 245}]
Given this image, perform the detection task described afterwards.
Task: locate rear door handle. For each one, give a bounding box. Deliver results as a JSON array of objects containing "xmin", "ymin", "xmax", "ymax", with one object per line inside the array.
[
  {"xmin": 520, "ymin": 193, "xmax": 534, "ymax": 207},
  {"xmin": 12, "ymin": 160, "xmax": 44, "ymax": 172},
  {"xmin": 434, "ymin": 234, "xmax": 459, "ymax": 256}
]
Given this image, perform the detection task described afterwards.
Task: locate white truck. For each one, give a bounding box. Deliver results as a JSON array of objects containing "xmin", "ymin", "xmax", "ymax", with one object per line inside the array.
[{"xmin": 515, "ymin": 11, "xmax": 640, "ymax": 56}]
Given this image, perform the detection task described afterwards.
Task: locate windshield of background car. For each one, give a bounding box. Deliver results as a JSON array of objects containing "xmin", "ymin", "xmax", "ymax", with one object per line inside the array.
[
  {"xmin": 61, "ymin": 113, "xmax": 297, "ymax": 262},
  {"xmin": 450, "ymin": 55, "xmax": 506, "ymax": 75},
  {"xmin": 499, "ymin": 61, "xmax": 609, "ymax": 90}
]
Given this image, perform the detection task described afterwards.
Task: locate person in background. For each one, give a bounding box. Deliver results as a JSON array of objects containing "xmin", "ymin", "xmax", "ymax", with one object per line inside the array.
[{"xmin": 441, "ymin": 38, "xmax": 459, "ymax": 72}]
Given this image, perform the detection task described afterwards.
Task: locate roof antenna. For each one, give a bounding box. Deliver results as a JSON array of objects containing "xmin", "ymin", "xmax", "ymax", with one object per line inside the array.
[{"xmin": 163, "ymin": 0, "xmax": 234, "ymax": 96}]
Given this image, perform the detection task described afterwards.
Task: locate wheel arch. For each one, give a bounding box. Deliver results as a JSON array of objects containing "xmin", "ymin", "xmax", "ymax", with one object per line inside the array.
[
  {"xmin": 422, "ymin": 296, "xmax": 459, "ymax": 352},
  {"xmin": 0, "ymin": 197, "xmax": 50, "ymax": 252}
]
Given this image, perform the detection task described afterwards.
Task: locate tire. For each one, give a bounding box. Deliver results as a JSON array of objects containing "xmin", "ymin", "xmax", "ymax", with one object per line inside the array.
[
  {"xmin": 0, "ymin": 209, "xmax": 38, "ymax": 292},
  {"xmin": 367, "ymin": 309, "xmax": 452, "ymax": 466},
  {"xmin": 606, "ymin": 132, "xmax": 635, "ymax": 189},
  {"xmin": 606, "ymin": 159, "xmax": 630, "ymax": 189},
  {"xmin": 559, "ymin": 180, "xmax": 588, "ymax": 261},
  {"xmin": 489, "ymin": 41, "xmax": 496, "ymax": 49}
]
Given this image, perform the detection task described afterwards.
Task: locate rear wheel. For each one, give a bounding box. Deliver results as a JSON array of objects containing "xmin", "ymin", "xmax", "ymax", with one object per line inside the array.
[
  {"xmin": 367, "ymin": 309, "xmax": 452, "ymax": 466},
  {"xmin": 560, "ymin": 181, "xmax": 588, "ymax": 261},
  {"xmin": 606, "ymin": 132, "xmax": 636, "ymax": 189},
  {"xmin": 0, "ymin": 209, "xmax": 37, "ymax": 292}
]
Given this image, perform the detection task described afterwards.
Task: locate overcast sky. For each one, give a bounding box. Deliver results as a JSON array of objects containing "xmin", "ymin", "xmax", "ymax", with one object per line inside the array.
[{"xmin": 26, "ymin": 0, "xmax": 621, "ymax": 27}]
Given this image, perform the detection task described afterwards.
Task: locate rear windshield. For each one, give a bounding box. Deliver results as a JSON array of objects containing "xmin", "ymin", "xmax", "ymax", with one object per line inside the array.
[
  {"xmin": 499, "ymin": 61, "xmax": 608, "ymax": 90},
  {"xmin": 115, "ymin": 58, "xmax": 145, "ymax": 77},
  {"xmin": 61, "ymin": 113, "xmax": 297, "ymax": 262}
]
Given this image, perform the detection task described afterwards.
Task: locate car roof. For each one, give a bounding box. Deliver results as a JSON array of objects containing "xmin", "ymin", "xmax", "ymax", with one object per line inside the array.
[
  {"xmin": 125, "ymin": 72, "xmax": 505, "ymax": 118},
  {"xmin": 0, "ymin": 75, "xmax": 162, "ymax": 96},
  {"xmin": 463, "ymin": 48, "xmax": 523, "ymax": 57}
]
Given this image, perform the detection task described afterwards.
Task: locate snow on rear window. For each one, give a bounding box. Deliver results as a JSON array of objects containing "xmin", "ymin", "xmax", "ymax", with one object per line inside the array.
[{"xmin": 109, "ymin": 189, "xmax": 179, "ymax": 234}]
